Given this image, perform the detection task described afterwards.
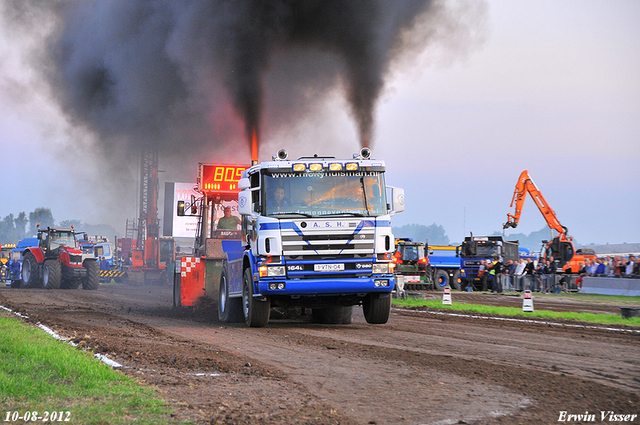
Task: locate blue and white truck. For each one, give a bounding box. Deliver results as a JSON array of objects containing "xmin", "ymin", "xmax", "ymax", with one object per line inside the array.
[{"xmin": 177, "ymin": 148, "xmax": 405, "ymax": 327}]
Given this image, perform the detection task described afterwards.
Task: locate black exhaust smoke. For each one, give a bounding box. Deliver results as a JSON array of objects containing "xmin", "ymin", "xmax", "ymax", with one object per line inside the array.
[
  {"xmin": 2, "ymin": 0, "xmax": 484, "ymax": 157},
  {"xmin": 0, "ymin": 0, "xmax": 485, "ymax": 229}
]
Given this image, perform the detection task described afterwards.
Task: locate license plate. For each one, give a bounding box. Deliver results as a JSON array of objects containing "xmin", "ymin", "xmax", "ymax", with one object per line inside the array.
[
  {"xmin": 314, "ymin": 263, "xmax": 344, "ymax": 272},
  {"xmin": 405, "ymin": 275, "xmax": 420, "ymax": 283}
]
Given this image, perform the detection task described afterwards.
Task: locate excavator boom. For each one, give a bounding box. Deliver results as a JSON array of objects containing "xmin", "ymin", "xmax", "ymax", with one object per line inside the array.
[
  {"xmin": 502, "ymin": 170, "xmax": 597, "ymax": 271},
  {"xmin": 503, "ymin": 170, "xmax": 568, "ymax": 239}
]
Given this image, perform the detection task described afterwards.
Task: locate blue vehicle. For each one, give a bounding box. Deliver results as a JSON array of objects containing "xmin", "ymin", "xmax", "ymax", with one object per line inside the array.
[
  {"xmin": 5, "ymin": 238, "xmax": 39, "ymax": 287},
  {"xmin": 178, "ymin": 148, "xmax": 405, "ymax": 327},
  {"xmin": 77, "ymin": 236, "xmax": 127, "ymax": 282},
  {"xmin": 458, "ymin": 235, "xmax": 519, "ymax": 291},
  {"xmin": 427, "ymin": 245, "xmax": 462, "ymax": 291}
]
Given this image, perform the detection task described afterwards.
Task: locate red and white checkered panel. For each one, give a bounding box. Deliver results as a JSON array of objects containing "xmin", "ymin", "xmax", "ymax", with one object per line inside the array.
[
  {"xmin": 181, "ymin": 257, "xmax": 201, "ymax": 277},
  {"xmin": 180, "ymin": 257, "xmax": 205, "ymax": 307}
]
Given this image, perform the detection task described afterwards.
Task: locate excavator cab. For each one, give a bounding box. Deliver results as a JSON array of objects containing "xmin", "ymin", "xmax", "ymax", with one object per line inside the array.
[{"xmin": 545, "ymin": 237, "xmax": 574, "ymax": 267}]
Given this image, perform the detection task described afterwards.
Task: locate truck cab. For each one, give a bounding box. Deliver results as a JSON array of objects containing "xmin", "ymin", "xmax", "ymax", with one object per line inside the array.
[
  {"xmin": 458, "ymin": 235, "xmax": 519, "ymax": 291},
  {"xmin": 219, "ymin": 148, "xmax": 405, "ymax": 326}
]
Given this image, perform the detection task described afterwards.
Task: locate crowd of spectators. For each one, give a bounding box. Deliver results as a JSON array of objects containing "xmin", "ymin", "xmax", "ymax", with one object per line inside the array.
[
  {"xmin": 577, "ymin": 255, "xmax": 639, "ymax": 278},
  {"xmin": 475, "ymin": 254, "xmax": 639, "ymax": 293}
]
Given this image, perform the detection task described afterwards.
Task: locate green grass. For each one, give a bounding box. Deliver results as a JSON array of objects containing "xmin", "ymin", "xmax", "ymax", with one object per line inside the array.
[
  {"xmin": 0, "ymin": 314, "xmax": 172, "ymax": 424},
  {"xmin": 393, "ymin": 297, "xmax": 640, "ymax": 327},
  {"xmin": 529, "ymin": 292, "xmax": 640, "ymax": 305}
]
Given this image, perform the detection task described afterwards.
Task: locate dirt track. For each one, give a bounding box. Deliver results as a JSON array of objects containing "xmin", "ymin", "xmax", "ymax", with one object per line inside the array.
[{"xmin": 1, "ymin": 284, "xmax": 639, "ymax": 424}]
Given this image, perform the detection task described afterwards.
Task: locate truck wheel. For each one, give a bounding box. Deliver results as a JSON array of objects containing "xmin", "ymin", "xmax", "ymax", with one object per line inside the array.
[
  {"xmin": 362, "ymin": 293, "xmax": 391, "ymax": 324},
  {"xmin": 218, "ymin": 269, "xmax": 243, "ymax": 323},
  {"xmin": 82, "ymin": 260, "xmax": 100, "ymax": 290},
  {"xmin": 242, "ymin": 268, "xmax": 270, "ymax": 327},
  {"xmin": 43, "ymin": 260, "xmax": 61, "ymax": 289},
  {"xmin": 451, "ymin": 270, "xmax": 461, "ymax": 291},
  {"xmin": 312, "ymin": 306, "xmax": 353, "ymax": 324},
  {"xmin": 433, "ymin": 269, "xmax": 449, "ymax": 291},
  {"xmin": 22, "ymin": 252, "xmax": 43, "ymax": 288}
]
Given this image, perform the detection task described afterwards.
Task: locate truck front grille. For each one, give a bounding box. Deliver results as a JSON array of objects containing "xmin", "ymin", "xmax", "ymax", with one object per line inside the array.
[{"xmin": 281, "ymin": 228, "xmax": 375, "ymax": 256}]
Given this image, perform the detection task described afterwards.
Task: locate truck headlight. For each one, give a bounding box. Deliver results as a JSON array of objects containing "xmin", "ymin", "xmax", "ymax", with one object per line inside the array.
[
  {"xmin": 267, "ymin": 266, "xmax": 286, "ymax": 277},
  {"xmin": 372, "ymin": 263, "xmax": 391, "ymax": 274}
]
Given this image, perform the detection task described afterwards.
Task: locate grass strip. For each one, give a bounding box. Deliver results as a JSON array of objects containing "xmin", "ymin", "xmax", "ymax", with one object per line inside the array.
[
  {"xmin": 392, "ymin": 298, "xmax": 640, "ymax": 327},
  {"xmin": 0, "ymin": 314, "xmax": 172, "ymax": 424}
]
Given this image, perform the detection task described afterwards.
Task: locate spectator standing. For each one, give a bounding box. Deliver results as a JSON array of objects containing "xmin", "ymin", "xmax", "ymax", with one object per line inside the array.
[
  {"xmin": 505, "ymin": 260, "xmax": 516, "ymax": 291},
  {"xmin": 99, "ymin": 257, "xmax": 109, "ymax": 271},
  {"xmin": 547, "ymin": 256, "xmax": 558, "ymax": 291},
  {"xmin": 513, "ymin": 259, "xmax": 526, "ymax": 291},
  {"xmin": 523, "ymin": 258, "xmax": 535, "ymax": 291},
  {"xmin": 9, "ymin": 257, "xmax": 21, "ymax": 281},
  {"xmin": 489, "ymin": 256, "xmax": 504, "ymax": 293},
  {"xmin": 625, "ymin": 255, "xmax": 636, "ymax": 276},
  {"xmin": 484, "ymin": 258, "xmax": 495, "ymax": 292}
]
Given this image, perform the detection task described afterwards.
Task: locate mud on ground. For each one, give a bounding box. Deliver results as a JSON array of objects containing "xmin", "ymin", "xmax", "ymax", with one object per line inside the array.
[{"xmin": 1, "ymin": 284, "xmax": 639, "ymax": 424}]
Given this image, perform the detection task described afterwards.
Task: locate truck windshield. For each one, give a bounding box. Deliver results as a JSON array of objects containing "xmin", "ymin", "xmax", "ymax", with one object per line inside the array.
[
  {"xmin": 475, "ymin": 245, "xmax": 500, "ymax": 257},
  {"xmin": 262, "ymin": 170, "xmax": 387, "ymax": 217}
]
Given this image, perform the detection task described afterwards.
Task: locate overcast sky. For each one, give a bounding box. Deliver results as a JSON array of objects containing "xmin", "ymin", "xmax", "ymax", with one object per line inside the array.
[{"xmin": 1, "ymin": 0, "xmax": 638, "ymax": 246}]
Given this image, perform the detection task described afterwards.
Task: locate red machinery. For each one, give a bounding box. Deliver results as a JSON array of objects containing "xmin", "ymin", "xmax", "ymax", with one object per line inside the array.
[
  {"xmin": 130, "ymin": 146, "xmax": 175, "ymax": 284},
  {"xmin": 503, "ymin": 170, "xmax": 596, "ymax": 272}
]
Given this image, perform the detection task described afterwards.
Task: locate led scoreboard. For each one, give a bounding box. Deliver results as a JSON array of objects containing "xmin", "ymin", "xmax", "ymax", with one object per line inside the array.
[{"xmin": 197, "ymin": 163, "xmax": 247, "ymax": 199}]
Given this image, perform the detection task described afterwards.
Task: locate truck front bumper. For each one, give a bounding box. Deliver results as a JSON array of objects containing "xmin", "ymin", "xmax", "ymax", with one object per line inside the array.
[{"xmin": 257, "ymin": 275, "xmax": 395, "ymax": 296}]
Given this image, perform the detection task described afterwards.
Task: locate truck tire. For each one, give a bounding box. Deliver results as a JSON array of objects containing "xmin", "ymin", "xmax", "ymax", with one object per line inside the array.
[
  {"xmin": 433, "ymin": 269, "xmax": 449, "ymax": 291},
  {"xmin": 22, "ymin": 252, "xmax": 43, "ymax": 288},
  {"xmin": 362, "ymin": 293, "xmax": 391, "ymax": 324},
  {"xmin": 451, "ymin": 270, "xmax": 461, "ymax": 291},
  {"xmin": 43, "ymin": 260, "xmax": 61, "ymax": 289},
  {"xmin": 242, "ymin": 268, "xmax": 270, "ymax": 327},
  {"xmin": 218, "ymin": 269, "xmax": 243, "ymax": 323},
  {"xmin": 82, "ymin": 260, "xmax": 100, "ymax": 290},
  {"xmin": 312, "ymin": 306, "xmax": 353, "ymax": 324}
]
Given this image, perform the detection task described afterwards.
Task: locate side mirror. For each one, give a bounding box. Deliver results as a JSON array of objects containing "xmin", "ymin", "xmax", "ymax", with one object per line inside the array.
[
  {"xmin": 238, "ymin": 178, "xmax": 251, "ymax": 190},
  {"xmin": 387, "ymin": 186, "xmax": 405, "ymax": 215},
  {"xmin": 238, "ymin": 191, "xmax": 253, "ymax": 216}
]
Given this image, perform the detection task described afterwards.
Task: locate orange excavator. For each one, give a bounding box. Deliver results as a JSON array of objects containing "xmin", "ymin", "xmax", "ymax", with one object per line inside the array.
[{"xmin": 503, "ymin": 170, "xmax": 596, "ymax": 272}]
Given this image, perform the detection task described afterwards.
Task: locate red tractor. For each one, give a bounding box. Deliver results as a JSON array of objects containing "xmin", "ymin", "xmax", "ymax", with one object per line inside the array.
[{"xmin": 20, "ymin": 226, "xmax": 100, "ymax": 290}]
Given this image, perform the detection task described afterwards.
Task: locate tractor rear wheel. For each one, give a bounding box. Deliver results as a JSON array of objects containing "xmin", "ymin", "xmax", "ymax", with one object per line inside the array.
[
  {"xmin": 43, "ymin": 260, "xmax": 61, "ymax": 289},
  {"xmin": 22, "ymin": 252, "xmax": 43, "ymax": 288},
  {"xmin": 82, "ymin": 260, "xmax": 100, "ymax": 290}
]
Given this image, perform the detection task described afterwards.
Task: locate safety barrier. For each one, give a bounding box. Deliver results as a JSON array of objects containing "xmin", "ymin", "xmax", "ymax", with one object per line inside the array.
[{"xmin": 581, "ymin": 276, "xmax": 640, "ymax": 296}]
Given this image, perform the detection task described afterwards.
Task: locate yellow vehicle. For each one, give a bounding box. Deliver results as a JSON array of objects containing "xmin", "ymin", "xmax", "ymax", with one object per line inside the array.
[{"xmin": 0, "ymin": 243, "xmax": 16, "ymax": 266}]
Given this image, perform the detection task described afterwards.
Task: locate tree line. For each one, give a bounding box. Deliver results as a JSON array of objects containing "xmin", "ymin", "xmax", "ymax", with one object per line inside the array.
[
  {"xmin": 0, "ymin": 207, "xmax": 118, "ymax": 244},
  {"xmin": 392, "ymin": 223, "xmax": 451, "ymax": 246}
]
